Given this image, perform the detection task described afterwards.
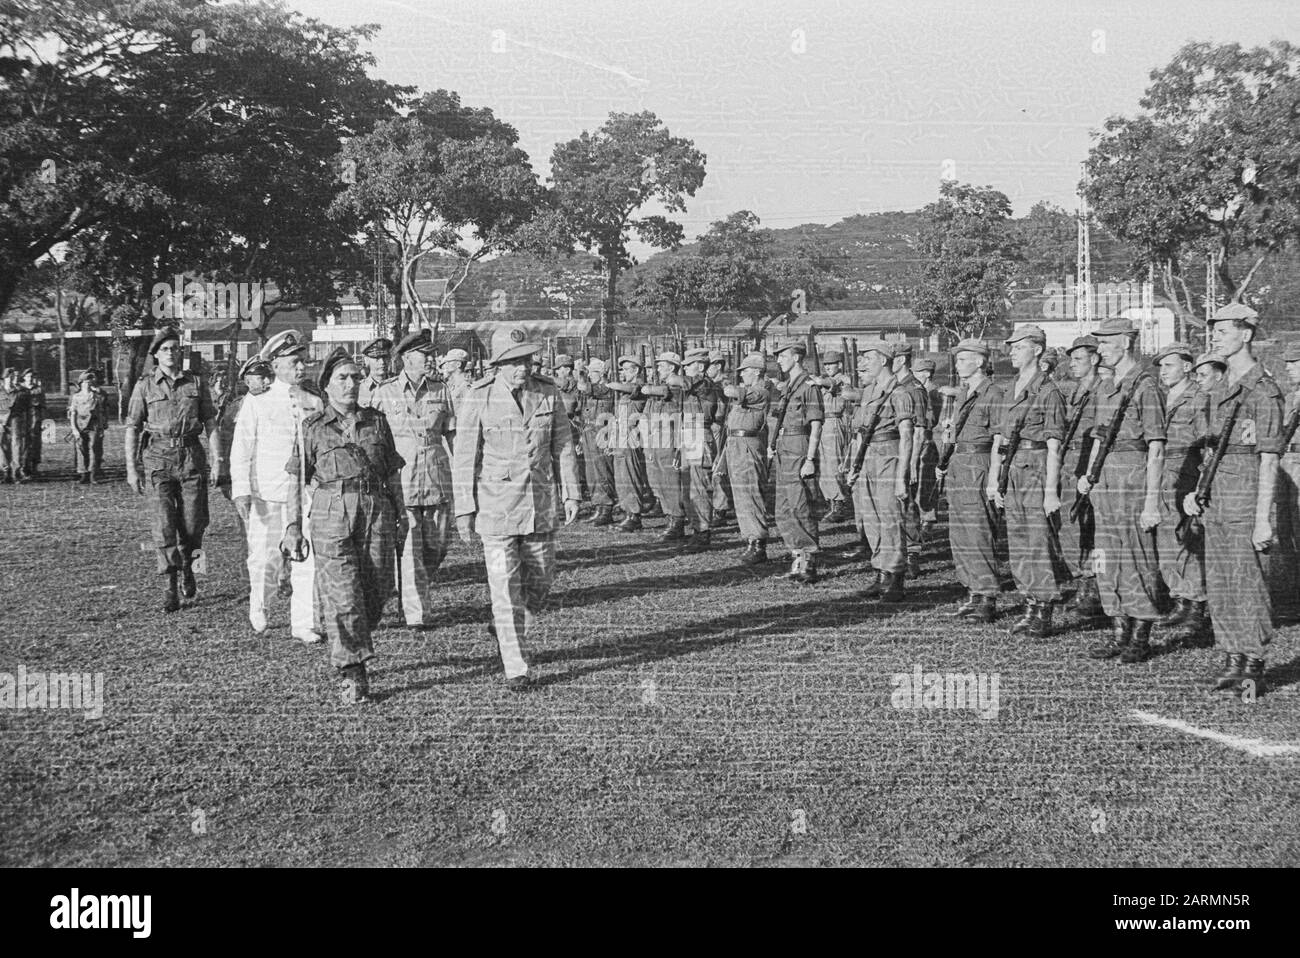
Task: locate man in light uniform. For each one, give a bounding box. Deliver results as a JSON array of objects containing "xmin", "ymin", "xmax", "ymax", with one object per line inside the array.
[
  {"xmin": 371, "ymin": 329, "xmax": 455, "ymax": 627},
  {"xmin": 358, "ymin": 337, "xmax": 393, "ymax": 408},
  {"xmin": 438, "ymin": 347, "xmax": 474, "ymax": 409},
  {"xmin": 577, "ymin": 357, "xmax": 619, "ymax": 526},
  {"xmin": 230, "ymin": 330, "xmax": 323, "ymax": 641},
  {"xmin": 452, "ymin": 340, "xmax": 580, "ymax": 689},
  {"xmin": 810, "ymin": 351, "xmax": 852, "ymax": 523},
  {"xmin": 721, "ymin": 351, "xmax": 773, "ymax": 563}
]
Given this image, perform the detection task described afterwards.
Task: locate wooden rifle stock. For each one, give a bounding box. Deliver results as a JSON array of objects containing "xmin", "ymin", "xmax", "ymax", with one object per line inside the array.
[
  {"xmin": 1070, "ymin": 372, "xmax": 1143, "ymax": 522},
  {"xmin": 1177, "ymin": 395, "xmax": 1244, "ymax": 541}
]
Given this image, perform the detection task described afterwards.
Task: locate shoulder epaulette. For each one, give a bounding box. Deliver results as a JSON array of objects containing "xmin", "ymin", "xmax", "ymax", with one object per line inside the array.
[
  {"xmin": 532, "ymin": 374, "xmax": 555, "ymax": 386},
  {"xmin": 303, "ymin": 410, "xmax": 326, "ymax": 427}
]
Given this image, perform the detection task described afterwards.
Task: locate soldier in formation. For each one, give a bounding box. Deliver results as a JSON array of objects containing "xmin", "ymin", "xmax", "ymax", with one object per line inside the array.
[
  {"xmin": 577, "ymin": 357, "xmax": 619, "ymax": 527},
  {"xmin": 770, "ymin": 341, "xmax": 824, "ymax": 583},
  {"xmin": 68, "ymin": 369, "xmax": 109, "ymax": 484}
]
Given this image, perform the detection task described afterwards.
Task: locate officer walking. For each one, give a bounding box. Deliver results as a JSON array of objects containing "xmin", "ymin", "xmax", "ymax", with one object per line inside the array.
[
  {"xmin": 913, "ymin": 357, "xmax": 942, "ymax": 537},
  {"xmin": 21, "ymin": 370, "xmax": 45, "ymax": 478},
  {"xmin": 1079, "ymin": 319, "xmax": 1166, "ymax": 663},
  {"xmin": 358, "ymin": 338, "xmax": 393, "ymax": 408},
  {"xmin": 124, "ymin": 327, "xmax": 222, "ymax": 612},
  {"xmin": 1181, "ymin": 304, "xmax": 1283, "ymax": 698},
  {"xmin": 285, "ymin": 349, "xmax": 406, "ymax": 705},
  {"xmin": 371, "ymin": 329, "xmax": 456, "ymax": 628},
  {"xmin": 577, "ymin": 357, "xmax": 619, "ymax": 526},
  {"xmin": 552, "ymin": 354, "xmax": 585, "ymax": 500},
  {"xmin": 451, "ymin": 339, "xmax": 581, "ymax": 690},
  {"xmin": 987, "ymin": 324, "xmax": 1065, "ymax": 638},
  {"xmin": 68, "ymin": 370, "xmax": 109, "ymax": 484},
  {"xmin": 1058, "ymin": 335, "xmax": 1102, "ymax": 617},
  {"xmin": 771, "ymin": 341, "xmax": 824, "ymax": 583}
]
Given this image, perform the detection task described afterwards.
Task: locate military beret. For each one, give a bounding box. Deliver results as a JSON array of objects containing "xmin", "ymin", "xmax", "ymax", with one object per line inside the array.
[
  {"xmin": 858, "ymin": 340, "xmax": 894, "ymax": 361},
  {"xmin": 772, "ymin": 340, "xmax": 806, "ymax": 357},
  {"xmin": 489, "ymin": 341, "xmax": 542, "ymax": 367},
  {"xmin": 914, "ymin": 358, "xmax": 936, "ymax": 373},
  {"xmin": 1093, "ymin": 318, "xmax": 1138, "ymax": 337},
  {"xmin": 740, "ymin": 352, "xmax": 767, "ymax": 372},
  {"xmin": 1066, "ymin": 335, "xmax": 1099, "ymax": 354},
  {"xmin": 654, "ymin": 351, "xmax": 683, "ymax": 368},
  {"xmin": 1005, "ymin": 324, "xmax": 1047, "ymax": 346},
  {"xmin": 395, "ymin": 328, "xmax": 435, "ymax": 356},
  {"xmin": 361, "ymin": 338, "xmax": 392, "ymax": 358},
  {"xmin": 822, "ymin": 350, "xmax": 843, "ymax": 364},
  {"xmin": 683, "ymin": 348, "xmax": 710, "ymax": 366},
  {"xmin": 438, "ymin": 347, "xmax": 470, "ymax": 365},
  {"xmin": 148, "ymin": 326, "xmax": 181, "ymax": 355},
  {"xmin": 1193, "ymin": 352, "xmax": 1228, "ymax": 371},
  {"xmin": 708, "ymin": 349, "xmax": 727, "ymax": 365},
  {"xmin": 1211, "ymin": 303, "xmax": 1259, "ymax": 325},
  {"xmin": 1284, "ymin": 345, "xmax": 1300, "ymax": 364},
  {"xmin": 317, "ymin": 347, "xmax": 358, "ymax": 391},
  {"xmin": 893, "ymin": 342, "xmax": 914, "ymax": 358},
  {"xmin": 260, "ymin": 329, "xmax": 309, "ymax": 362},
  {"xmin": 587, "ymin": 357, "xmax": 609, "ymax": 374},
  {"xmin": 617, "ymin": 354, "xmax": 643, "ymax": 370},
  {"xmin": 1152, "ymin": 342, "xmax": 1195, "ymax": 364},
  {"xmin": 952, "ymin": 339, "xmax": 991, "ymax": 358},
  {"xmin": 239, "ymin": 356, "xmax": 273, "ymax": 379}
]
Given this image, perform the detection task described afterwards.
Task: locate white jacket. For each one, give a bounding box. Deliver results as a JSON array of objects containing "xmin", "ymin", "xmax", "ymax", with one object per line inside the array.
[{"xmin": 231, "ymin": 379, "xmax": 313, "ymax": 503}]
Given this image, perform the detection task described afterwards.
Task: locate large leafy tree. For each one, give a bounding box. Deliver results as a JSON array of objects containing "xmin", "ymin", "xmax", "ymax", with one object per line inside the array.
[
  {"xmin": 1086, "ymin": 41, "xmax": 1300, "ymax": 329},
  {"xmin": 912, "ymin": 181, "xmax": 1023, "ymax": 341},
  {"xmin": 549, "ymin": 111, "xmax": 707, "ymax": 348}
]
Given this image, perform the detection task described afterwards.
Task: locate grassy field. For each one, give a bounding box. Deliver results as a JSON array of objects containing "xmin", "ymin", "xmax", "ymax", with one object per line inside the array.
[{"xmin": 2, "ymin": 425, "xmax": 1298, "ymax": 867}]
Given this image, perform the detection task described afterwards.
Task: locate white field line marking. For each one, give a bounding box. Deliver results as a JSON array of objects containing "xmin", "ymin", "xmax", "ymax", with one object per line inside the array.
[{"xmin": 1132, "ymin": 710, "xmax": 1300, "ymax": 758}]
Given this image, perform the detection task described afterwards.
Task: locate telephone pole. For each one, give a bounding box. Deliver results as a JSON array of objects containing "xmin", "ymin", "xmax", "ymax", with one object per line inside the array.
[{"xmin": 1076, "ymin": 162, "xmax": 1092, "ymax": 337}]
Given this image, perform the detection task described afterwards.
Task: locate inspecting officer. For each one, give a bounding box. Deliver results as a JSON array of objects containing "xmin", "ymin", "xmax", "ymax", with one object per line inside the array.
[
  {"xmin": 68, "ymin": 370, "xmax": 109, "ymax": 484},
  {"xmin": 358, "ymin": 338, "xmax": 393, "ymax": 408},
  {"xmin": 124, "ymin": 327, "xmax": 222, "ymax": 612}
]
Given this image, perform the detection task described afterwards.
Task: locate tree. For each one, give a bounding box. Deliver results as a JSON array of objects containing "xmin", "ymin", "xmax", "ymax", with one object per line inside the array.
[
  {"xmin": 549, "ymin": 111, "xmax": 707, "ymax": 348},
  {"xmin": 331, "ymin": 90, "xmax": 549, "ymax": 344},
  {"xmin": 912, "ymin": 181, "xmax": 1023, "ymax": 341},
  {"xmin": 1086, "ymin": 41, "xmax": 1300, "ymax": 328}
]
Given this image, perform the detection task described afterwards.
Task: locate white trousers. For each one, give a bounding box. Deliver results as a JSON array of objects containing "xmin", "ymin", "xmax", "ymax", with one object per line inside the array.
[
  {"xmin": 246, "ymin": 498, "xmax": 316, "ymax": 637},
  {"xmin": 397, "ymin": 505, "xmax": 451, "ymax": 626},
  {"xmin": 480, "ymin": 532, "xmax": 557, "ymax": 679}
]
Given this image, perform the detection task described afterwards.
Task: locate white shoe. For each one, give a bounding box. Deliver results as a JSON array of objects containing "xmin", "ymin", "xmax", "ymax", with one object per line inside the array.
[
  {"xmin": 249, "ymin": 610, "xmax": 268, "ymax": 634},
  {"xmin": 294, "ymin": 631, "xmax": 324, "ymax": 645}
]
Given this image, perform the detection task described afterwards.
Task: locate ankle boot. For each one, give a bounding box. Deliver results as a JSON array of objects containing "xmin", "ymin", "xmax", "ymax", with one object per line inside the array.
[
  {"xmin": 1170, "ymin": 601, "xmax": 1211, "ymax": 648},
  {"xmin": 682, "ymin": 530, "xmax": 711, "ymax": 553},
  {"xmin": 971, "ymin": 594, "xmax": 997, "ymax": 624},
  {"xmin": 616, "ymin": 514, "xmax": 643, "ymax": 532},
  {"xmin": 1239, "ymin": 657, "xmax": 1267, "ymax": 698},
  {"xmin": 1159, "ymin": 597, "xmax": 1193, "ymax": 627},
  {"xmin": 741, "ymin": 539, "xmax": 767, "ymax": 566},
  {"xmin": 162, "ymin": 571, "xmax": 180, "ymax": 613},
  {"xmin": 824, "ymin": 499, "xmax": 850, "ymax": 522},
  {"xmin": 1089, "ymin": 616, "xmax": 1132, "ymax": 659},
  {"xmin": 877, "ymin": 571, "xmax": 904, "ymax": 602},
  {"xmin": 949, "ymin": 591, "xmax": 979, "ymax": 617},
  {"xmin": 906, "ymin": 552, "xmax": 922, "ymax": 580},
  {"xmin": 181, "ymin": 559, "xmax": 198, "ymax": 599},
  {"xmin": 590, "ymin": 505, "xmax": 614, "ymax": 527},
  {"xmin": 1009, "ymin": 599, "xmax": 1039, "ymax": 635},
  {"xmin": 1213, "ymin": 652, "xmax": 1248, "ymax": 691},
  {"xmin": 1121, "ymin": 619, "xmax": 1153, "ymax": 663},
  {"xmin": 861, "ymin": 571, "xmax": 885, "ymax": 598},
  {"xmin": 1026, "ymin": 601, "xmax": 1054, "ymax": 639},
  {"xmin": 839, "ymin": 538, "xmax": 871, "ymax": 561},
  {"xmin": 800, "ymin": 554, "xmax": 820, "ymax": 585},
  {"xmin": 782, "ymin": 551, "xmax": 804, "ymax": 579},
  {"xmin": 659, "ymin": 517, "xmax": 686, "ymax": 541}
]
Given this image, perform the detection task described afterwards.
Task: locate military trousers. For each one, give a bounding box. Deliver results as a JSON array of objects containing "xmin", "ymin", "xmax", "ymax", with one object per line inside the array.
[
  {"xmin": 712, "ymin": 432, "xmax": 734, "ymax": 512},
  {"xmin": 310, "ymin": 486, "xmax": 394, "ymax": 668},
  {"xmin": 74, "ymin": 428, "xmax": 104, "ymax": 476},
  {"xmin": 723, "ymin": 437, "xmax": 768, "ymax": 540},
  {"xmin": 682, "ymin": 457, "xmax": 713, "ymax": 532},
  {"xmin": 582, "ymin": 427, "xmax": 616, "ymax": 507},
  {"xmin": 647, "ymin": 446, "xmax": 685, "ymax": 518},
  {"xmin": 1092, "ymin": 450, "xmax": 1161, "ymax": 620},
  {"xmin": 1003, "ymin": 449, "xmax": 1060, "ymax": 602},
  {"xmin": 247, "ymin": 498, "xmax": 317, "ymax": 638},
  {"xmin": 397, "ymin": 503, "xmax": 452, "ymax": 626},
  {"xmin": 817, "ymin": 417, "xmax": 851, "ymax": 503},
  {"xmin": 141, "ymin": 439, "xmax": 209, "ymax": 575},
  {"xmin": 1057, "ymin": 443, "xmax": 1094, "ymax": 581},
  {"xmin": 774, "ymin": 438, "xmax": 818, "ymax": 552},
  {"xmin": 1156, "ymin": 453, "xmax": 1206, "ymax": 602},
  {"xmin": 0, "ymin": 420, "xmax": 28, "ymax": 479},
  {"xmin": 854, "ymin": 443, "xmax": 906, "ymax": 575},
  {"xmin": 916, "ymin": 436, "xmax": 940, "ymax": 523},
  {"xmin": 1273, "ymin": 452, "xmax": 1300, "ymax": 596},
  {"xmin": 480, "ymin": 531, "xmax": 557, "ymax": 679},
  {"xmin": 946, "ymin": 453, "xmax": 1000, "ymax": 595},
  {"xmin": 1203, "ymin": 455, "xmax": 1272, "ymax": 657},
  {"xmin": 614, "ymin": 449, "xmax": 650, "ymax": 517}
]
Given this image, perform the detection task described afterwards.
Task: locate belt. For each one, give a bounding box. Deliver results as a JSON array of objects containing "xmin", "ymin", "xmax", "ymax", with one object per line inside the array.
[
  {"xmin": 867, "ymin": 430, "xmax": 900, "ymax": 444},
  {"xmin": 778, "ymin": 425, "xmax": 811, "ymax": 437},
  {"xmin": 1107, "ymin": 439, "xmax": 1149, "ymax": 453},
  {"xmin": 953, "ymin": 441, "xmax": 993, "ymax": 454},
  {"xmin": 1164, "ymin": 445, "xmax": 1192, "ymax": 459},
  {"xmin": 1018, "ymin": 439, "xmax": 1048, "ymax": 451},
  {"xmin": 728, "ymin": 429, "xmax": 761, "ymax": 438},
  {"xmin": 145, "ymin": 434, "xmax": 200, "ymax": 448},
  {"xmin": 825, "ymin": 412, "xmax": 843, "ymax": 419},
  {"xmin": 1220, "ymin": 444, "xmax": 1259, "ymax": 456},
  {"xmin": 316, "ymin": 476, "xmax": 384, "ymax": 495}
]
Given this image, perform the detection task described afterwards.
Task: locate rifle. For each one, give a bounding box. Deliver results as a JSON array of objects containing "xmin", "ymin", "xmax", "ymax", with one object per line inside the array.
[
  {"xmin": 934, "ymin": 385, "xmax": 962, "ymax": 495},
  {"xmin": 732, "ymin": 338, "xmax": 742, "ymax": 387},
  {"xmin": 1059, "ymin": 384, "xmax": 1094, "ymax": 479},
  {"xmin": 849, "ymin": 338, "xmax": 860, "ymax": 389},
  {"xmin": 807, "ymin": 330, "xmax": 821, "ymax": 376},
  {"xmin": 1176, "ymin": 395, "xmax": 1244, "ymax": 543},
  {"xmin": 1069, "ymin": 371, "xmax": 1145, "ymax": 522},
  {"xmin": 548, "ymin": 337, "xmax": 557, "ymax": 373},
  {"xmin": 840, "ymin": 337, "xmax": 850, "ymax": 380},
  {"xmin": 1282, "ymin": 398, "xmax": 1300, "ymax": 450},
  {"xmin": 847, "ymin": 377, "xmax": 896, "ymax": 480},
  {"xmin": 996, "ymin": 374, "xmax": 1046, "ymax": 502}
]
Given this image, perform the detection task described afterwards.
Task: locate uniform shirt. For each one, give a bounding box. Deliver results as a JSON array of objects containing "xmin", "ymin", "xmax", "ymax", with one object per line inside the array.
[
  {"xmin": 950, "ymin": 377, "xmax": 1005, "ymax": 446},
  {"xmin": 1162, "ymin": 380, "xmax": 1209, "ymax": 458},
  {"xmin": 69, "ymin": 387, "xmax": 108, "ymax": 433},
  {"xmin": 358, "ymin": 374, "xmax": 391, "ymax": 409},
  {"xmin": 0, "ymin": 384, "xmax": 24, "ymax": 427},
  {"xmin": 895, "ymin": 370, "xmax": 931, "ymax": 432},
  {"xmin": 850, "ymin": 374, "xmax": 917, "ymax": 441},
  {"xmin": 998, "ymin": 369, "xmax": 1066, "ymax": 444},
  {"xmin": 1062, "ymin": 377, "xmax": 1100, "ymax": 450},
  {"xmin": 231, "ymin": 378, "xmax": 322, "ymax": 503},
  {"xmin": 370, "ymin": 372, "xmax": 455, "ymax": 506},
  {"xmin": 640, "ymin": 378, "xmax": 682, "ymax": 452},
  {"xmin": 128, "ymin": 367, "xmax": 216, "ymax": 438},
  {"xmin": 771, "ymin": 371, "xmax": 824, "ymax": 440},
  {"xmin": 287, "ymin": 404, "xmax": 404, "ymax": 486},
  {"xmin": 679, "ymin": 375, "xmax": 722, "ymax": 464},
  {"xmin": 557, "ymin": 380, "xmax": 583, "ymax": 434},
  {"xmin": 1088, "ymin": 363, "xmax": 1165, "ymax": 446},
  {"xmin": 725, "ymin": 381, "xmax": 772, "ymax": 433},
  {"xmin": 608, "ymin": 380, "xmax": 646, "ymax": 454},
  {"xmin": 1282, "ymin": 386, "xmax": 1300, "ymax": 452},
  {"xmin": 1203, "ymin": 361, "xmax": 1284, "ymax": 455},
  {"xmin": 814, "ymin": 374, "xmax": 849, "ymax": 419},
  {"xmin": 451, "ymin": 373, "xmax": 581, "ymax": 536},
  {"xmin": 26, "ymin": 384, "xmax": 46, "ymax": 427}
]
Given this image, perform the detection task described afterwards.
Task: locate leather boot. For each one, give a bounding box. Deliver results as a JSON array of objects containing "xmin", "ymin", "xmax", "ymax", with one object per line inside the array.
[
  {"xmin": 1088, "ymin": 616, "xmax": 1131, "ymax": 659},
  {"xmin": 616, "ymin": 514, "xmax": 643, "ymax": 532},
  {"xmin": 1026, "ymin": 601, "xmax": 1054, "ymax": 639},
  {"xmin": 782, "ymin": 551, "xmax": 805, "ymax": 580},
  {"xmin": 339, "ymin": 663, "xmax": 370, "ymax": 705},
  {"xmin": 682, "ymin": 530, "xmax": 711, "ymax": 553},
  {"xmin": 906, "ymin": 552, "xmax": 922, "ymax": 580},
  {"xmin": 1008, "ymin": 599, "xmax": 1039, "ymax": 635},
  {"xmin": 877, "ymin": 571, "xmax": 904, "ymax": 603},
  {"xmin": 181, "ymin": 559, "xmax": 198, "ymax": 599},
  {"xmin": 1121, "ymin": 619, "xmax": 1153, "ymax": 663},
  {"xmin": 78, "ymin": 473, "xmax": 90, "ymax": 485},
  {"xmin": 1159, "ymin": 597, "xmax": 1193, "ymax": 627},
  {"xmin": 741, "ymin": 539, "xmax": 768, "ymax": 566},
  {"xmin": 949, "ymin": 591, "xmax": 979, "ymax": 617},
  {"xmin": 861, "ymin": 571, "xmax": 885, "ymax": 598},
  {"xmin": 162, "ymin": 571, "xmax": 180, "ymax": 613},
  {"xmin": 1070, "ymin": 577, "xmax": 1103, "ymax": 618},
  {"xmin": 590, "ymin": 505, "xmax": 614, "ymax": 527},
  {"xmin": 1170, "ymin": 601, "xmax": 1211, "ymax": 648},
  {"xmin": 1213, "ymin": 652, "xmax": 1247, "ymax": 692},
  {"xmin": 970, "ymin": 594, "xmax": 997, "ymax": 624},
  {"xmin": 1239, "ymin": 657, "xmax": 1267, "ymax": 698},
  {"xmin": 824, "ymin": 499, "xmax": 850, "ymax": 523},
  {"xmin": 800, "ymin": 554, "xmax": 820, "ymax": 585},
  {"xmin": 659, "ymin": 517, "xmax": 686, "ymax": 541},
  {"xmin": 839, "ymin": 538, "xmax": 871, "ymax": 561},
  {"xmin": 643, "ymin": 501, "xmax": 665, "ymax": 520}
]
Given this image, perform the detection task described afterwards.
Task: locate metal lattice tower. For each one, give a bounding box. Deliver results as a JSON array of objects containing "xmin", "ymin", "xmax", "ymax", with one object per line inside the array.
[
  {"xmin": 1076, "ymin": 163, "xmax": 1092, "ymax": 336},
  {"xmin": 1204, "ymin": 254, "xmax": 1217, "ymax": 350}
]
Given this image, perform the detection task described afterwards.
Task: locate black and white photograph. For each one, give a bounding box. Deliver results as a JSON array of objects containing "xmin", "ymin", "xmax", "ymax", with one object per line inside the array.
[{"xmin": 1, "ymin": 0, "xmax": 1297, "ymax": 915}]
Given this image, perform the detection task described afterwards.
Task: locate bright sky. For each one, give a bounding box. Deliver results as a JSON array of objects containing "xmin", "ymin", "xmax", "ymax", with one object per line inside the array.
[{"xmin": 293, "ymin": 0, "xmax": 1298, "ymax": 253}]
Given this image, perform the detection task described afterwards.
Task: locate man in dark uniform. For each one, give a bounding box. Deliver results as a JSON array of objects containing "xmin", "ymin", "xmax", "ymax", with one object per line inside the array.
[
  {"xmin": 810, "ymin": 351, "xmax": 852, "ymax": 523},
  {"xmin": 358, "ymin": 337, "xmax": 393, "ymax": 408},
  {"xmin": 1080, "ymin": 319, "xmax": 1167, "ymax": 663},
  {"xmin": 707, "ymin": 349, "xmax": 735, "ymax": 522},
  {"xmin": 939, "ymin": 340, "xmax": 1004, "ymax": 621},
  {"xmin": 125, "ymin": 327, "xmax": 222, "ymax": 612},
  {"xmin": 722, "ymin": 351, "xmax": 773, "ymax": 564},
  {"xmin": 1275, "ymin": 346, "xmax": 1300, "ymax": 598},
  {"xmin": 892, "ymin": 344, "xmax": 932, "ymax": 579},
  {"xmin": 21, "ymin": 370, "xmax": 45, "ymax": 477},
  {"xmin": 771, "ymin": 341, "xmax": 824, "ymax": 583},
  {"xmin": 913, "ymin": 357, "xmax": 942, "ymax": 536},
  {"xmin": 640, "ymin": 351, "xmax": 687, "ymax": 540},
  {"xmin": 285, "ymin": 349, "xmax": 405, "ymax": 705},
  {"xmin": 1151, "ymin": 341, "xmax": 1211, "ymax": 645},
  {"xmin": 847, "ymin": 341, "xmax": 917, "ymax": 602},
  {"xmin": 1058, "ymin": 335, "xmax": 1102, "ymax": 617},
  {"xmin": 552, "ymin": 353, "xmax": 585, "ymax": 501},
  {"xmin": 675, "ymin": 347, "xmax": 721, "ymax": 551},
  {"xmin": 69, "ymin": 369, "xmax": 110, "ymax": 484},
  {"xmin": 986, "ymin": 324, "xmax": 1065, "ymax": 638},
  {"xmin": 0, "ymin": 368, "xmax": 29, "ymax": 484},
  {"xmin": 1182, "ymin": 303, "xmax": 1283, "ymax": 698},
  {"xmin": 577, "ymin": 357, "xmax": 619, "ymax": 526},
  {"xmin": 607, "ymin": 354, "xmax": 652, "ymax": 532},
  {"xmin": 1194, "ymin": 352, "xmax": 1227, "ymax": 392}
]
